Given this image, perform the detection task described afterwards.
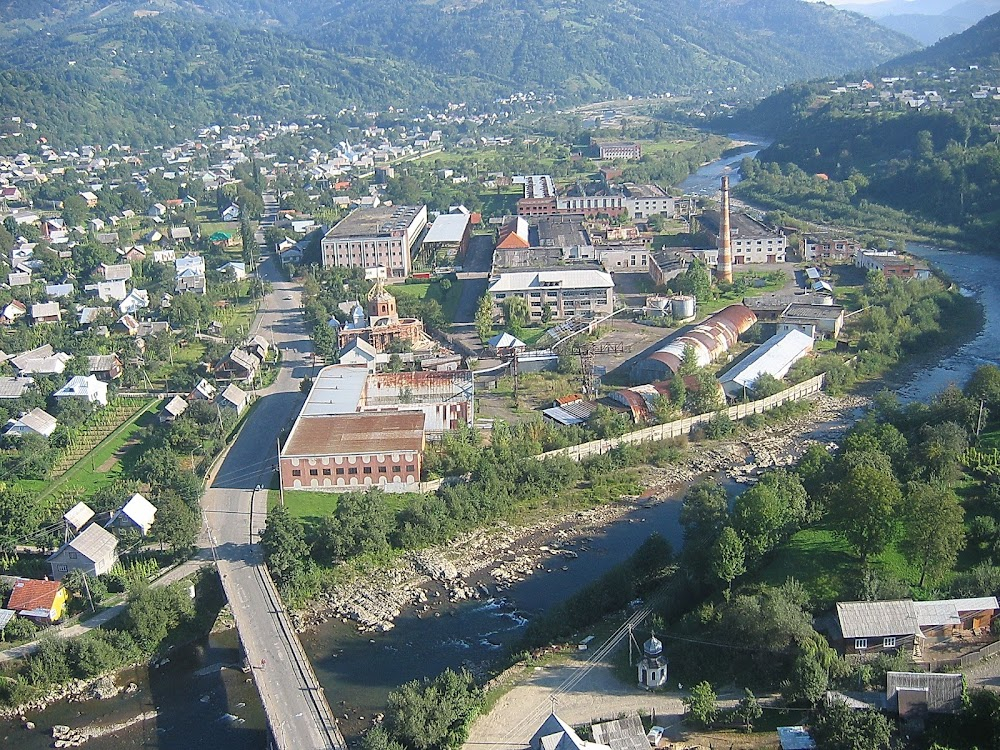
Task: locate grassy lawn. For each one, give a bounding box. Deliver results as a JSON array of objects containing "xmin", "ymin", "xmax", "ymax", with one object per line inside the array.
[
  {"xmin": 394, "ymin": 278, "xmax": 465, "ymax": 323},
  {"xmin": 759, "ymin": 526, "xmax": 920, "ymax": 608},
  {"xmin": 268, "ymin": 488, "xmax": 417, "ymax": 531},
  {"xmin": 758, "ymin": 527, "xmax": 857, "ymax": 609},
  {"xmin": 20, "ymin": 398, "xmax": 160, "ymax": 512},
  {"xmin": 697, "ymin": 274, "xmax": 789, "ymax": 316}
]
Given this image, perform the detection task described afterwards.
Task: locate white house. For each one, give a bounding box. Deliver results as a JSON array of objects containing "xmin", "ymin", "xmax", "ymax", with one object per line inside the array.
[
  {"xmin": 3, "ymin": 407, "xmax": 58, "ymax": 438},
  {"xmin": 119, "ymin": 288, "xmax": 150, "ymax": 315},
  {"xmin": 53, "ymin": 375, "xmax": 109, "ymax": 406},
  {"xmin": 108, "ymin": 493, "xmax": 157, "ymax": 536}
]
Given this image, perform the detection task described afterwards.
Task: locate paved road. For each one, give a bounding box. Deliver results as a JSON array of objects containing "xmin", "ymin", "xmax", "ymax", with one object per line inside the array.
[{"xmin": 202, "ymin": 256, "xmax": 345, "ymax": 750}]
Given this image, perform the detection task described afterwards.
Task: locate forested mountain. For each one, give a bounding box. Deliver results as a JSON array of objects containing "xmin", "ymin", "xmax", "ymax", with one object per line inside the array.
[
  {"xmin": 0, "ymin": 0, "xmax": 916, "ymax": 146},
  {"xmin": 835, "ymin": 0, "xmax": 1000, "ymax": 44},
  {"xmin": 729, "ymin": 12, "xmax": 1000, "ymax": 244}
]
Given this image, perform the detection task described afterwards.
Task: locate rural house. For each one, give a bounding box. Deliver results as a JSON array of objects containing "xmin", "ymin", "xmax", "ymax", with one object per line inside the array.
[
  {"xmin": 48, "ymin": 524, "xmax": 119, "ymax": 580},
  {"xmin": 5, "ymin": 579, "xmax": 69, "ymax": 624}
]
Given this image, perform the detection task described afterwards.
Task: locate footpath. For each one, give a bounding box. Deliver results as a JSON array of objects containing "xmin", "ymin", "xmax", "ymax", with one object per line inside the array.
[{"xmin": 0, "ymin": 553, "xmax": 212, "ymax": 664}]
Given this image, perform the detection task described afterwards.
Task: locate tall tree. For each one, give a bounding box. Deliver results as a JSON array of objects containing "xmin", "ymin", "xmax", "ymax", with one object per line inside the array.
[
  {"xmin": 901, "ymin": 481, "xmax": 965, "ymax": 587},
  {"xmin": 473, "ymin": 295, "xmax": 493, "ymax": 345},
  {"xmin": 830, "ymin": 456, "xmax": 902, "ymax": 565},
  {"xmin": 712, "ymin": 526, "xmax": 746, "ymax": 597}
]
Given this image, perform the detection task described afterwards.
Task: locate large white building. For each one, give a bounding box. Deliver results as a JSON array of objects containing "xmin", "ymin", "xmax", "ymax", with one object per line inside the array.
[
  {"xmin": 321, "ymin": 205, "xmax": 427, "ymax": 279},
  {"xmin": 718, "ymin": 328, "xmax": 814, "ymax": 399},
  {"xmin": 488, "ymin": 268, "xmax": 615, "ymax": 321}
]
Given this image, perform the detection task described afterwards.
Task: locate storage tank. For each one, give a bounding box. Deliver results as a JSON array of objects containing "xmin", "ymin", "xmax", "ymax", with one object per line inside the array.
[
  {"xmin": 646, "ymin": 295, "xmax": 671, "ymax": 314},
  {"xmin": 671, "ymin": 295, "xmax": 696, "ymax": 320}
]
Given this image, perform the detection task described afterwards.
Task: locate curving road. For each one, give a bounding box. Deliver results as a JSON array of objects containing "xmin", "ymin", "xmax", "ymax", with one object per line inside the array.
[{"xmin": 202, "ymin": 249, "xmax": 345, "ymax": 750}]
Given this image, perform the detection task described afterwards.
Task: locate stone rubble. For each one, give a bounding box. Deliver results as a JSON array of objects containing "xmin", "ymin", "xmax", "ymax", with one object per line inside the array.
[{"xmin": 295, "ymin": 393, "xmax": 870, "ymax": 636}]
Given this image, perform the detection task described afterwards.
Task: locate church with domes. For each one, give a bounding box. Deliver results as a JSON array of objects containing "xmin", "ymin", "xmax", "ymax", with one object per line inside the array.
[
  {"xmin": 333, "ymin": 276, "xmax": 433, "ymax": 354},
  {"xmin": 638, "ymin": 632, "xmax": 668, "ymax": 689}
]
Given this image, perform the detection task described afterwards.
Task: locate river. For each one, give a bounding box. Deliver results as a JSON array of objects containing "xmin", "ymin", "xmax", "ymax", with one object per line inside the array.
[
  {"xmin": 677, "ymin": 133, "xmax": 769, "ymax": 195},
  {"xmin": 4, "ymin": 142, "xmax": 997, "ymax": 750}
]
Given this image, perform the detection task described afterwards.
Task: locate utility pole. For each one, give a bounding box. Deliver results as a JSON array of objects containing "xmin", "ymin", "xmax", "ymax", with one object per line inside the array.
[{"xmin": 277, "ymin": 437, "xmax": 285, "ymax": 507}]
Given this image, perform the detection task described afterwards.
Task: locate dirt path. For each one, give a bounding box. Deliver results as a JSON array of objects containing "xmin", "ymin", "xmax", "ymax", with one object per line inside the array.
[{"xmin": 466, "ymin": 659, "xmax": 687, "ymax": 750}]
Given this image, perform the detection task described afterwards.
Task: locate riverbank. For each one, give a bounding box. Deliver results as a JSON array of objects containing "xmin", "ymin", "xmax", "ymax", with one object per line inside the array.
[{"xmin": 294, "ymin": 391, "xmax": 869, "ymax": 638}]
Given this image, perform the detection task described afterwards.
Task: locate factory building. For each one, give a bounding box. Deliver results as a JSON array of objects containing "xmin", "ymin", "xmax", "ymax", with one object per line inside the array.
[
  {"xmin": 279, "ymin": 364, "xmax": 474, "ymax": 492},
  {"xmin": 718, "ymin": 329, "xmax": 814, "ymax": 400},
  {"xmin": 630, "ymin": 304, "xmax": 757, "ymax": 384}
]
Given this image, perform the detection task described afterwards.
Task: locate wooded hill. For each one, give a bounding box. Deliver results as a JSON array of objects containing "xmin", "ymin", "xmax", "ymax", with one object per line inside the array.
[
  {"xmin": 730, "ymin": 11, "xmax": 1000, "ymax": 244},
  {"xmin": 0, "ymin": 0, "xmax": 916, "ymax": 146}
]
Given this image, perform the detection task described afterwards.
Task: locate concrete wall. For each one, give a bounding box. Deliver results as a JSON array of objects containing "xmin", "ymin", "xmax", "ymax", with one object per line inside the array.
[{"xmin": 536, "ymin": 374, "xmax": 826, "ymax": 463}]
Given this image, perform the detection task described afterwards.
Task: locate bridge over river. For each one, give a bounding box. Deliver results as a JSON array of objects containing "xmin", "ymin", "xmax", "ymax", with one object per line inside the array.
[{"xmin": 202, "ymin": 247, "xmax": 345, "ymax": 750}]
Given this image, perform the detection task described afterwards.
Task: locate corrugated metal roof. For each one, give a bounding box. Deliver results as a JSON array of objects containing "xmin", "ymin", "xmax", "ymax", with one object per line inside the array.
[
  {"xmin": 591, "ymin": 716, "xmax": 647, "ymax": 750},
  {"xmin": 719, "ymin": 329, "xmax": 813, "ymax": 397},
  {"xmin": 117, "ymin": 493, "xmax": 157, "ymax": 530},
  {"xmin": 0, "ymin": 609, "xmax": 14, "ymax": 631},
  {"xmin": 424, "ymin": 212, "xmax": 470, "ymax": 243},
  {"xmin": 887, "ymin": 672, "xmax": 963, "ymax": 714},
  {"xmin": 836, "ymin": 600, "xmax": 920, "ymax": 639},
  {"xmin": 58, "ymin": 524, "xmax": 118, "ymax": 563},
  {"xmin": 301, "ymin": 365, "xmax": 369, "ymax": 416},
  {"xmin": 63, "ymin": 501, "xmax": 95, "ymax": 531},
  {"xmin": 542, "ymin": 401, "xmax": 597, "ymax": 425},
  {"xmin": 777, "ymin": 727, "xmax": 816, "ymax": 750},
  {"xmin": 283, "ymin": 412, "xmax": 425, "ymax": 457},
  {"xmin": 0, "ymin": 376, "xmax": 34, "ymax": 399},
  {"xmin": 914, "ymin": 597, "xmax": 999, "ymax": 627}
]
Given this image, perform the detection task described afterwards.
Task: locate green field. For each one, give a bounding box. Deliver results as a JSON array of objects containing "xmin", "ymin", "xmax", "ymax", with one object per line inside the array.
[
  {"xmin": 393, "ymin": 278, "xmax": 465, "ymax": 324},
  {"xmin": 759, "ymin": 526, "xmax": 920, "ymax": 608},
  {"xmin": 18, "ymin": 398, "xmax": 160, "ymax": 514}
]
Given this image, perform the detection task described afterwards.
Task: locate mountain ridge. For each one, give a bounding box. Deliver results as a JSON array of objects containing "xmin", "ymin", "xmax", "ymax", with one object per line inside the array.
[{"xmin": 0, "ymin": 0, "xmax": 918, "ymax": 146}]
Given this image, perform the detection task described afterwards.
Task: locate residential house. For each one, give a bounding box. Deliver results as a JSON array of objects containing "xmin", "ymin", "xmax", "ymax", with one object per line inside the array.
[
  {"xmin": 79, "ymin": 191, "xmax": 99, "ymax": 208},
  {"xmin": 8, "ymin": 270, "xmax": 31, "ymax": 287},
  {"xmin": 63, "ymin": 501, "xmax": 95, "ymax": 533},
  {"xmin": 78, "ymin": 306, "xmax": 114, "ymax": 327},
  {"xmin": 531, "ymin": 713, "xmax": 609, "ymax": 750},
  {"xmin": 217, "ymin": 261, "xmax": 247, "ymax": 281},
  {"xmin": 215, "ymin": 349, "xmax": 259, "ymax": 381},
  {"xmin": 45, "ymin": 283, "xmax": 74, "ymax": 299},
  {"xmin": 30, "ymin": 302, "xmax": 62, "ymax": 324},
  {"xmin": 115, "ymin": 314, "xmax": 140, "ymax": 336},
  {"xmin": 216, "ymin": 383, "xmax": 249, "ymax": 415},
  {"xmin": 175, "ymin": 253, "xmax": 207, "ymax": 294},
  {"xmin": 54, "ymin": 375, "xmax": 109, "ymax": 406},
  {"xmin": 10, "ymin": 345, "xmax": 71, "ymax": 374},
  {"xmin": 119, "ymin": 288, "xmax": 150, "ymax": 315},
  {"xmin": 169, "ymin": 226, "xmax": 192, "ymax": 242},
  {"xmin": 97, "ymin": 263, "xmax": 132, "ymax": 282},
  {"xmin": 0, "ymin": 376, "xmax": 35, "ymax": 399},
  {"xmin": 88, "ymin": 279, "xmax": 127, "ymax": 302},
  {"xmin": 3, "ymin": 407, "xmax": 58, "ymax": 438},
  {"xmin": 152, "ymin": 248, "xmax": 176, "ymax": 264},
  {"xmin": 220, "ymin": 203, "xmax": 240, "ymax": 221},
  {"xmin": 244, "ymin": 334, "xmax": 269, "ymax": 363},
  {"xmin": 160, "ymin": 394, "xmax": 189, "ymax": 423},
  {"xmin": 5, "ymin": 579, "xmax": 69, "ymax": 624},
  {"xmin": 0, "ymin": 300, "xmax": 27, "ymax": 324},
  {"xmin": 119, "ymin": 245, "xmax": 146, "ymax": 262},
  {"xmin": 148, "ymin": 203, "xmax": 167, "ymax": 218},
  {"xmin": 48, "ymin": 523, "xmax": 119, "ymax": 580},
  {"xmin": 189, "ymin": 378, "xmax": 217, "ymax": 401},
  {"xmin": 86, "ymin": 354, "xmax": 123, "ymax": 381},
  {"xmin": 833, "ymin": 597, "xmax": 999, "ymax": 657},
  {"xmin": 108, "ymin": 493, "xmax": 157, "ymax": 536}
]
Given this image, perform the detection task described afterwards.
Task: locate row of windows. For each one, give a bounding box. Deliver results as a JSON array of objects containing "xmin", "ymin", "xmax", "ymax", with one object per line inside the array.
[
  {"xmin": 855, "ymin": 637, "xmax": 896, "ymax": 650},
  {"xmin": 291, "ymin": 464, "xmax": 415, "ymax": 477}
]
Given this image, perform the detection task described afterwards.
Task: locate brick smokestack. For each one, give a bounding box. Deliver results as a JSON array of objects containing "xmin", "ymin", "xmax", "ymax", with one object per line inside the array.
[{"xmin": 717, "ymin": 175, "xmax": 734, "ymax": 284}]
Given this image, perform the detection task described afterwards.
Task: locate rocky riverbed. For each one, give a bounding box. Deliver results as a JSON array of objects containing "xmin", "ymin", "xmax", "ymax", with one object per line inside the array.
[{"xmin": 295, "ymin": 392, "xmax": 869, "ymax": 635}]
